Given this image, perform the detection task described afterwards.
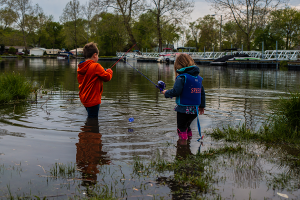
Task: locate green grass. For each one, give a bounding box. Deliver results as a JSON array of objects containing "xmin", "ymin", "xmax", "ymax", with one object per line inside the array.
[
  {"xmin": 209, "ymin": 90, "xmax": 300, "ymax": 144},
  {"xmin": 49, "ymin": 162, "xmax": 76, "ymax": 178},
  {"xmin": 0, "ymin": 72, "xmax": 32, "ymax": 103}
]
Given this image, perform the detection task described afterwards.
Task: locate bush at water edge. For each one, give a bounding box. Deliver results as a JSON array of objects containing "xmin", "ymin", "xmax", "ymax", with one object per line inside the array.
[{"xmin": 0, "ymin": 72, "xmax": 32, "ymax": 103}]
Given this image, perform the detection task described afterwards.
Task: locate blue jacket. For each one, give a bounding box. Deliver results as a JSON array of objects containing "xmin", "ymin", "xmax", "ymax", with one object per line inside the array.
[{"xmin": 165, "ymin": 66, "xmax": 205, "ymax": 114}]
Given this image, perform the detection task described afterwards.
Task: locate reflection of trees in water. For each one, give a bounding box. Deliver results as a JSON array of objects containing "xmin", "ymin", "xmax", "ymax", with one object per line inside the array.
[
  {"xmin": 156, "ymin": 139, "xmax": 199, "ymax": 199},
  {"xmin": 264, "ymin": 144, "xmax": 300, "ymax": 175},
  {"xmin": 76, "ymin": 118, "xmax": 110, "ymax": 187},
  {"xmin": 227, "ymin": 153, "xmax": 263, "ymax": 189},
  {"xmin": 0, "ymin": 102, "xmax": 31, "ymax": 130}
]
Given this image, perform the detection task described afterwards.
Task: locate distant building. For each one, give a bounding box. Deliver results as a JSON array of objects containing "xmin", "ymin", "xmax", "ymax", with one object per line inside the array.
[
  {"xmin": 5, "ymin": 46, "xmax": 25, "ymax": 53},
  {"xmin": 29, "ymin": 47, "xmax": 46, "ymax": 56},
  {"xmin": 45, "ymin": 49, "xmax": 61, "ymax": 55},
  {"xmin": 70, "ymin": 48, "xmax": 83, "ymax": 55}
]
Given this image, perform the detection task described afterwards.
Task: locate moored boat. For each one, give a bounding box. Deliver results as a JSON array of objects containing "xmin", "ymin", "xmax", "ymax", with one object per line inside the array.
[{"xmin": 57, "ymin": 52, "xmax": 72, "ymax": 59}]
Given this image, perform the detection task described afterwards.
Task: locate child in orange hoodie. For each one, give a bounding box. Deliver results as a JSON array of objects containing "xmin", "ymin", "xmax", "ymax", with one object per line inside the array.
[{"xmin": 77, "ymin": 42, "xmax": 113, "ymax": 118}]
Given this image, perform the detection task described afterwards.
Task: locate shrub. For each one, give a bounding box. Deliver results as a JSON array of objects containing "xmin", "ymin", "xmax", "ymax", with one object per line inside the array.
[
  {"xmin": 270, "ymin": 90, "xmax": 300, "ymax": 130},
  {"xmin": 0, "ymin": 72, "xmax": 32, "ymax": 103},
  {"xmin": 8, "ymin": 47, "xmax": 16, "ymax": 54},
  {"xmin": 259, "ymin": 90, "xmax": 300, "ymax": 143}
]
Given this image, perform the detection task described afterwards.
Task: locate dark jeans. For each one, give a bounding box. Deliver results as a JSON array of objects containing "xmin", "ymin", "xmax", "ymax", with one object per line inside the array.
[
  {"xmin": 85, "ymin": 104, "xmax": 100, "ymax": 118},
  {"xmin": 177, "ymin": 112, "xmax": 197, "ymax": 132}
]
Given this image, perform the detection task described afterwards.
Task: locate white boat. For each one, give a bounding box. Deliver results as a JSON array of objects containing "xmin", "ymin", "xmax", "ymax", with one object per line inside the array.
[
  {"xmin": 57, "ymin": 52, "xmax": 70, "ymax": 59},
  {"xmin": 157, "ymin": 53, "xmax": 175, "ymax": 63}
]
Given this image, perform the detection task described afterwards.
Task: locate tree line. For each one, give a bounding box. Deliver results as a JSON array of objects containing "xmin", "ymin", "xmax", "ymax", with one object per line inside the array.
[{"xmin": 0, "ymin": 0, "xmax": 299, "ymax": 56}]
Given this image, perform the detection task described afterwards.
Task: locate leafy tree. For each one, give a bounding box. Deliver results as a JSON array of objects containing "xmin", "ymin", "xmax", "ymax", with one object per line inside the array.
[
  {"xmin": 93, "ymin": 0, "xmax": 141, "ymax": 49},
  {"xmin": 269, "ymin": 7, "xmax": 300, "ymax": 49},
  {"xmin": 81, "ymin": 0, "xmax": 98, "ymax": 43},
  {"xmin": 60, "ymin": 0, "xmax": 82, "ymax": 55},
  {"xmin": 2, "ymin": 0, "xmax": 44, "ymax": 50},
  {"xmin": 26, "ymin": 12, "xmax": 50, "ymax": 48},
  {"xmin": 253, "ymin": 25, "xmax": 284, "ymax": 50},
  {"xmin": 133, "ymin": 12, "xmax": 157, "ymax": 50},
  {"xmin": 133, "ymin": 11, "xmax": 180, "ymax": 51},
  {"xmin": 186, "ymin": 21, "xmax": 201, "ymax": 51},
  {"xmin": 161, "ymin": 22, "xmax": 180, "ymax": 49},
  {"xmin": 144, "ymin": 0, "xmax": 194, "ymax": 52},
  {"xmin": 62, "ymin": 19, "xmax": 87, "ymax": 50},
  {"xmin": 0, "ymin": 7, "xmax": 17, "ymax": 29},
  {"xmin": 207, "ymin": 0, "xmax": 287, "ymax": 50},
  {"xmin": 196, "ymin": 15, "xmax": 218, "ymax": 51},
  {"xmin": 222, "ymin": 20, "xmax": 247, "ymax": 50},
  {"xmin": 36, "ymin": 20, "xmax": 65, "ymax": 49},
  {"xmin": 93, "ymin": 13, "xmax": 127, "ymax": 55}
]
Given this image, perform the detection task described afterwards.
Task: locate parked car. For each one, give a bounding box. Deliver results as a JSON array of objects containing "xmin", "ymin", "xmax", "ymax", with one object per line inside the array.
[{"xmin": 16, "ymin": 52, "xmax": 24, "ymax": 55}]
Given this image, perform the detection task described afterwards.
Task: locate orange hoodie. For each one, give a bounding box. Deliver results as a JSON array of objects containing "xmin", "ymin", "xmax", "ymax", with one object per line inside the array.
[{"xmin": 77, "ymin": 60, "xmax": 113, "ymax": 107}]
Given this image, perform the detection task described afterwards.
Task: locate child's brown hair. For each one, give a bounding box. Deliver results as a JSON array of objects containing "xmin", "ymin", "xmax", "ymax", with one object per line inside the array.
[
  {"xmin": 83, "ymin": 42, "xmax": 99, "ymax": 59},
  {"xmin": 174, "ymin": 54, "xmax": 195, "ymax": 76}
]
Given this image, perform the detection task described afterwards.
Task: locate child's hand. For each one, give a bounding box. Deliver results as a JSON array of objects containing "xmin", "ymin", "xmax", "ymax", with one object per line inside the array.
[
  {"xmin": 106, "ymin": 68, "xmax": 113, "ymax": 75},
  {"xmin": 161, "ymin": 90, "xmax": 167, "ymax": 94},
  {"xmin": 199, "ymin": 107, "xmax": 204, "ymax": 115}
]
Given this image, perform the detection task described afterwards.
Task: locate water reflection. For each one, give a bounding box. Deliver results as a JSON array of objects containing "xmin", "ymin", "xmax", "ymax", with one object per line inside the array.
[
  {"xmin": 76, "ymin": 118, "xmax": 110, "ymax": 186},
  {"xmin": 230, "ymin": 153, "xmax": 263, "ymax": 189},
  {"xmin": 176, "ymin": 139, "xmax": 193, "ymax": 159}
]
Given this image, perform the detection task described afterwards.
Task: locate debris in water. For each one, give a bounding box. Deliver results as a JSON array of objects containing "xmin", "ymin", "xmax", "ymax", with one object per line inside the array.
[
  {"xmin": 128, "ymin": 117, "xmax": 134, "ymax": 122},
  {"xmin": 277, "ymin": 192, "xmax": 288, "ymax": 198}
]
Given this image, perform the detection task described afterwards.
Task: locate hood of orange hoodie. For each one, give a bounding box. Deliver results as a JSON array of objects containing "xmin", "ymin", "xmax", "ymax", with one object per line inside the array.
[{"xmin": 77, "ymin": 60, "xmax": 94, "ymax": 75}]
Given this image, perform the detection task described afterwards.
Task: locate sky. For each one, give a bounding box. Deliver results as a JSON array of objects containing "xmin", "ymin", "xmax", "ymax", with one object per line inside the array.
[{"xmin": 32, "ymin": 0, "xmax": 300, "ymax": 23}]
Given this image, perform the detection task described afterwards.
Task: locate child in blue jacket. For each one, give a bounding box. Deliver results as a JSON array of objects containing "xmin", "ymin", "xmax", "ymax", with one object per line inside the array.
[{"xmin": 162, "ymin": 53, "xmax": 205, "ymax": 140}]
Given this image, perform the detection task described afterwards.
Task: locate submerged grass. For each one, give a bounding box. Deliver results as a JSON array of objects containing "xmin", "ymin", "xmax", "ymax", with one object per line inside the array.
[
  {"xmin": 209, "ymin": 90, "xmax": 300, "ymax": 144},
  {"xmin": 0, "ymin": 72, "xmax": 32, "ymax": 103},
  {"xmin": 133, "ymin": 145, "xmax": 244, "ymax": 195},
  {"xmin": 49, "ymin": 162, "xmax": 76, "ymax": 178}
]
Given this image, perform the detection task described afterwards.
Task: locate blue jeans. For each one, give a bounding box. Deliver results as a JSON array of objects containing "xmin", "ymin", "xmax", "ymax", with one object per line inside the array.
[{"xmin": 85, "ymin": 104, "xmax": 100, "ymax": 118}]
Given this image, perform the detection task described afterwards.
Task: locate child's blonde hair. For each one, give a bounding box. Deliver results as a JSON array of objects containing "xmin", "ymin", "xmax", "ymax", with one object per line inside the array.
[
  {"xmin": 174, "ymin": 54, "xmax": 195, "ymax": 76},
  {"xmin": 83, "ymin": 42, "xmax": 99, "ymax": 59}
]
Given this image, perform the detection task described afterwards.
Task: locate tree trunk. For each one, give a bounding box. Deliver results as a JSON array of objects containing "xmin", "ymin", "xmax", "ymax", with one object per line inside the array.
[
  {"xmin": 124, "ymin": 20, "xmax": 139, "ymax": 50},
  {"xmin": 286, "ymin": 31, "xmax": 289, "ymax": 50},
  {"xmin": 22, "ymin": 29, "xmax": 27, "ymax": 51},
  {"xmin": 246, "ymin": 33, "xmax": 250, "ymax": 51},
  {"xmin": 157, "ymin": 14, "xmax": 162, "ymax": 52}
]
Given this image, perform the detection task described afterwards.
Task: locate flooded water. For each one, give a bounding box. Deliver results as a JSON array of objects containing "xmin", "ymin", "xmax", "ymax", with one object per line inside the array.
[{"xmin": 0, "ymin": 58, "xmax": 300, "ymax": 199}]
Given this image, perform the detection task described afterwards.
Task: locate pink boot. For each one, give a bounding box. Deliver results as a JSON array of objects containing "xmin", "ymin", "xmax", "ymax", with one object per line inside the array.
[
  {"xmin": 187, "ymin": 130, "xmax": 192, "ymax": 138},
  {"xmin": 177, "ymin": 129, "xmax": 188, "ymax": 140}
]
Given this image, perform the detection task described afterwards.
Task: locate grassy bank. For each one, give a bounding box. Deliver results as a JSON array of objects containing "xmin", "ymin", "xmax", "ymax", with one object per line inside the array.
[
  {"xmin": 209, "ymin": 90, "xmax": 300, "ymax": 144},
  {"xmin": 0, "ymin": 72, "xmax": 32, "ymax": 103}
]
